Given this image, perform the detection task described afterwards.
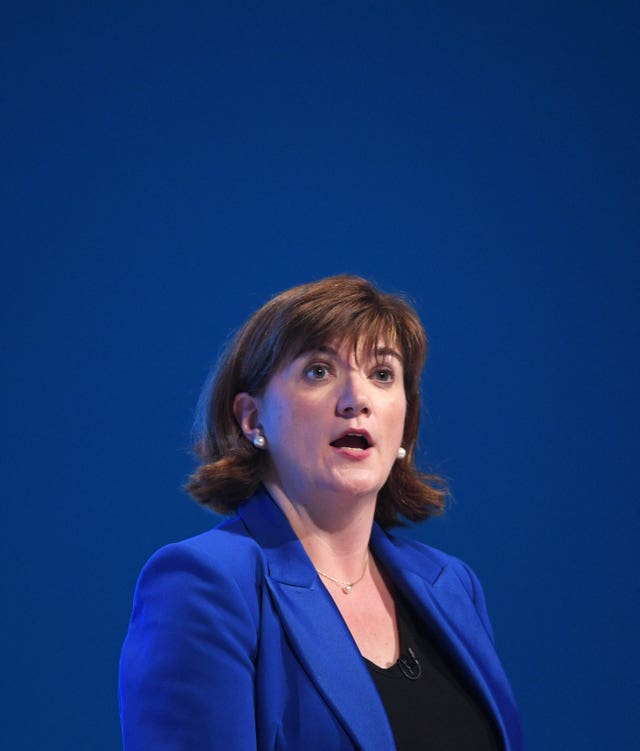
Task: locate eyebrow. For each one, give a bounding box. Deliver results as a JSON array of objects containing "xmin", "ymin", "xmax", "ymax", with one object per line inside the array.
[
  {"xmin": 374, "ymin": 346, "xmax": 403, "ymax": 362},
  {"xmin": 311, "ymin": 344, "xmax": 404, "ymax": 362}
]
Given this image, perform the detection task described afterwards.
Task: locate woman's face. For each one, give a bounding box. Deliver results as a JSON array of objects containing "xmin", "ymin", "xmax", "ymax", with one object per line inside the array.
[{"xmin": 253, "ymin": 339, "xmax": 407, "ymax": 508}]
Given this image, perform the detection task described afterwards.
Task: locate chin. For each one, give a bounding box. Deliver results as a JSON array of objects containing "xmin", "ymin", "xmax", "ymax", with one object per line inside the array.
[{"xmin": 326, "ymin": 471, "xmax": 385, "ymax": 500}]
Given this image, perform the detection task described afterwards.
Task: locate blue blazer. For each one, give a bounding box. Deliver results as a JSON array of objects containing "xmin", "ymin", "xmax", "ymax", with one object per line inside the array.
[{"xmin": 119, "ymin": 489, "xmax": 524, "ymax": 750}]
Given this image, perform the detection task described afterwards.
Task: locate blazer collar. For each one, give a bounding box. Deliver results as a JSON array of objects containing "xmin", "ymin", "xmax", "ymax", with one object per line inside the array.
[
  {"xmin": 238, "ymin": 489, "xmax": 518, "ymax": 751},
  {"xmin": 238, "ymin": 489, "xmax": 395, "ymax": 750},
  {"xmin": 369, "ymin": 525, "xmax": 521, "ymax": 749}
]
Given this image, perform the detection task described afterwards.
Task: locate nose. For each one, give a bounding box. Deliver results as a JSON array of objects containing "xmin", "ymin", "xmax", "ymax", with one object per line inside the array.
[{"xmin": 336, "ymin": 374, "xmax": 371, "ymax": 417}]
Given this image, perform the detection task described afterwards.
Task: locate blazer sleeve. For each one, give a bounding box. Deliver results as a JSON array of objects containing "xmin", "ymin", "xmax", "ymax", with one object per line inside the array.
[{"xmin": 119, "ymin": 540, "xmax": 260, "ymax": 750}]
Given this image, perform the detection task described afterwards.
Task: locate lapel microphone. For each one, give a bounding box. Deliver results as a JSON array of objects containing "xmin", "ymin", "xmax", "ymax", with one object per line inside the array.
[{"xmin": 398, "ymin": 647, "xmax": 422, "ymax": 680}]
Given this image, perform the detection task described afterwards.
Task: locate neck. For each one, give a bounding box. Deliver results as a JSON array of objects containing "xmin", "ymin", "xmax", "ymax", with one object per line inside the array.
[{"xmin": 263, "ymin": 480, "xmax": 376, "ymax": 580}]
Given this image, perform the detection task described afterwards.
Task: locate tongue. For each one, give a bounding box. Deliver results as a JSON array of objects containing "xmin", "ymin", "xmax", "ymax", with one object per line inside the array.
[{"xmin": 331, "ymin": 435, "xmax": 368, "ymax": 449}]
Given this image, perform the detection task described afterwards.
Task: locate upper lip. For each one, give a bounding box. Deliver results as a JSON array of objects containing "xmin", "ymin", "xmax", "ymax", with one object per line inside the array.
[{"xmin": 329, "ymin": 428, "xmax": 374, "ymax": 449}]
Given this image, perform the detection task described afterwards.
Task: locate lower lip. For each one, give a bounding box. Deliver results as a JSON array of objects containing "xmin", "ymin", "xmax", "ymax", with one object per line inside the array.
[{"xmin": 331, "ymin": 446, "xmax": 373, "ymax": 461}]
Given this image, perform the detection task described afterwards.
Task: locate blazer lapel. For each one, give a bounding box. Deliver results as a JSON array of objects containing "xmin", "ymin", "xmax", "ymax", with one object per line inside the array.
[
  {"xmin": 238, "ymin": 491, "xmax": 521, "ymax": 750},
  {"xmin": 370, "ymin": 525, "xmax": 521, "ymax": 751},
  {"xmin": 239, "ymin": 491, "xmax": 396, "ymax": 751}
]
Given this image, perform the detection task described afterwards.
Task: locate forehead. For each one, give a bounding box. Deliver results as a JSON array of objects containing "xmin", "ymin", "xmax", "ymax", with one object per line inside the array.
[
  {"xmin": 321, "ymin": 341, "xmax": 402, "ymax": 361},
  {"xmin": 291, "ymin": 336, "xmax": 404, "ymax": 364}
]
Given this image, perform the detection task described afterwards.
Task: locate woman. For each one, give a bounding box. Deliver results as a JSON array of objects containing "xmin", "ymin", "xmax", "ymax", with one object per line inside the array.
[{"xmin": 119, "ymin": 275, "xmax": 524, "ymax": 750}]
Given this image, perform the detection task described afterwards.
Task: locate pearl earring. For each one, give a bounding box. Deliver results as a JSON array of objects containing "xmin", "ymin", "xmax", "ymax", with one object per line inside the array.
[
  {"xmin": 252, "ymin": 434, "xmax": 266, "ymax": 449},
  {"xmin": 397, "ymin": 446, "xmax": 407, "ymax": 460}
]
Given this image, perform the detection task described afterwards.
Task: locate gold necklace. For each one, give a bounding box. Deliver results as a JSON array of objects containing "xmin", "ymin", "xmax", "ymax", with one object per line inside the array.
[{"xmin": 316, "ymin": 553, "xmax": 369, "ymax": 594}]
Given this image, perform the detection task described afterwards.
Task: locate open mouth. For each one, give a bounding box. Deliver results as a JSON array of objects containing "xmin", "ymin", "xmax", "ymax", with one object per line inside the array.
[{"xmin": 330, "ymin": 433, "xmax": 371, "ymax": 450}]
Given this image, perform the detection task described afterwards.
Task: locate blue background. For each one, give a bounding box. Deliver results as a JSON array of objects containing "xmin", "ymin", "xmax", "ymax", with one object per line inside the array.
[{"xmin": 3, "ymin": 2, "xmax": 638, "ymax": 749}]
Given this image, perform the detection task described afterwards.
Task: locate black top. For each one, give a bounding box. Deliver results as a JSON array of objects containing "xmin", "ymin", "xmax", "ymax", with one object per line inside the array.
[{"xmin": 365, "ymin": 593, "xmax": 502, "ymax": 751}]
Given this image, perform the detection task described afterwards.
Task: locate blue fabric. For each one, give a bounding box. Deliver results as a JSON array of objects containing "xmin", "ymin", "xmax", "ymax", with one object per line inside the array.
[{"xmin": 119, "ymin": 488, "xmax": 524, "ymax": 750}]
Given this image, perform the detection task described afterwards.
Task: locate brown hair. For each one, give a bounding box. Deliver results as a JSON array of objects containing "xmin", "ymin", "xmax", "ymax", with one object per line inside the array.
[{"xmin": 186, "ymin": 275, "xmax": 446, "ymax": 528}]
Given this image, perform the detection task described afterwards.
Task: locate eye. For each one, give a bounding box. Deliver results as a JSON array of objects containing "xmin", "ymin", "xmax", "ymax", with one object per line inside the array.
[
  {"xmin": 372, "ymin": 367, "xmax": 394, "ymax": 383},
  {"xmin": 305, "ymin": 363, "xmax": 331, "ymax": 381}
]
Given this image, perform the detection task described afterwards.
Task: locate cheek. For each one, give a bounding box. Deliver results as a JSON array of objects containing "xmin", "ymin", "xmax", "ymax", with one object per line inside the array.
[
  {"xmin": 391, "ymin": 399, "xmax": 408, "ymax": 441},
  {"xmin": 264, "ymin": 397, "xmax": 316, "ymax": 448}
]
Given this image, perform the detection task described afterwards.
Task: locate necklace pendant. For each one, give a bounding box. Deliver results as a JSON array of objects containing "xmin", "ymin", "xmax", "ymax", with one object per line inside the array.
[{"xmin": 343, "ymin": 584, "xmax": 353, "ymax": 594}]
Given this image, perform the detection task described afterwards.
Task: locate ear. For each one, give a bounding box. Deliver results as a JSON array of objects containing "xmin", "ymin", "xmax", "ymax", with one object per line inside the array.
[{"xmin": 233, "ymin": 392, "xmax": 262, "ymax": 442}]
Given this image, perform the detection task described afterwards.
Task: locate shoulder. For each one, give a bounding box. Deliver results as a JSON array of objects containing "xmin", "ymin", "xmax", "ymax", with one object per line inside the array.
[
  {"xmin": 120, "ymin": 516, "xmax": 267, "ymax": 747},
  {"xmin": 144, "ymin": 515, "xmax": 264, "ymax": 576},
  {"xmin": 129, "ymin": 515, "xmax": 267, "ymax": 636},
  {"xmin": 380, "ymin": 528, "xmax": 496, "ymax": 642},
  {"xmin": 378, "ymin": 528, "xmax": 488, "ymax": 604}
]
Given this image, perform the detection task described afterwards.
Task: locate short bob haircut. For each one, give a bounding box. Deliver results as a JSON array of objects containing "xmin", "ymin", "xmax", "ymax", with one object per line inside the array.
[{"xmin": 186, "ymin": 274, "xmax": 446, "ymax": 528}]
